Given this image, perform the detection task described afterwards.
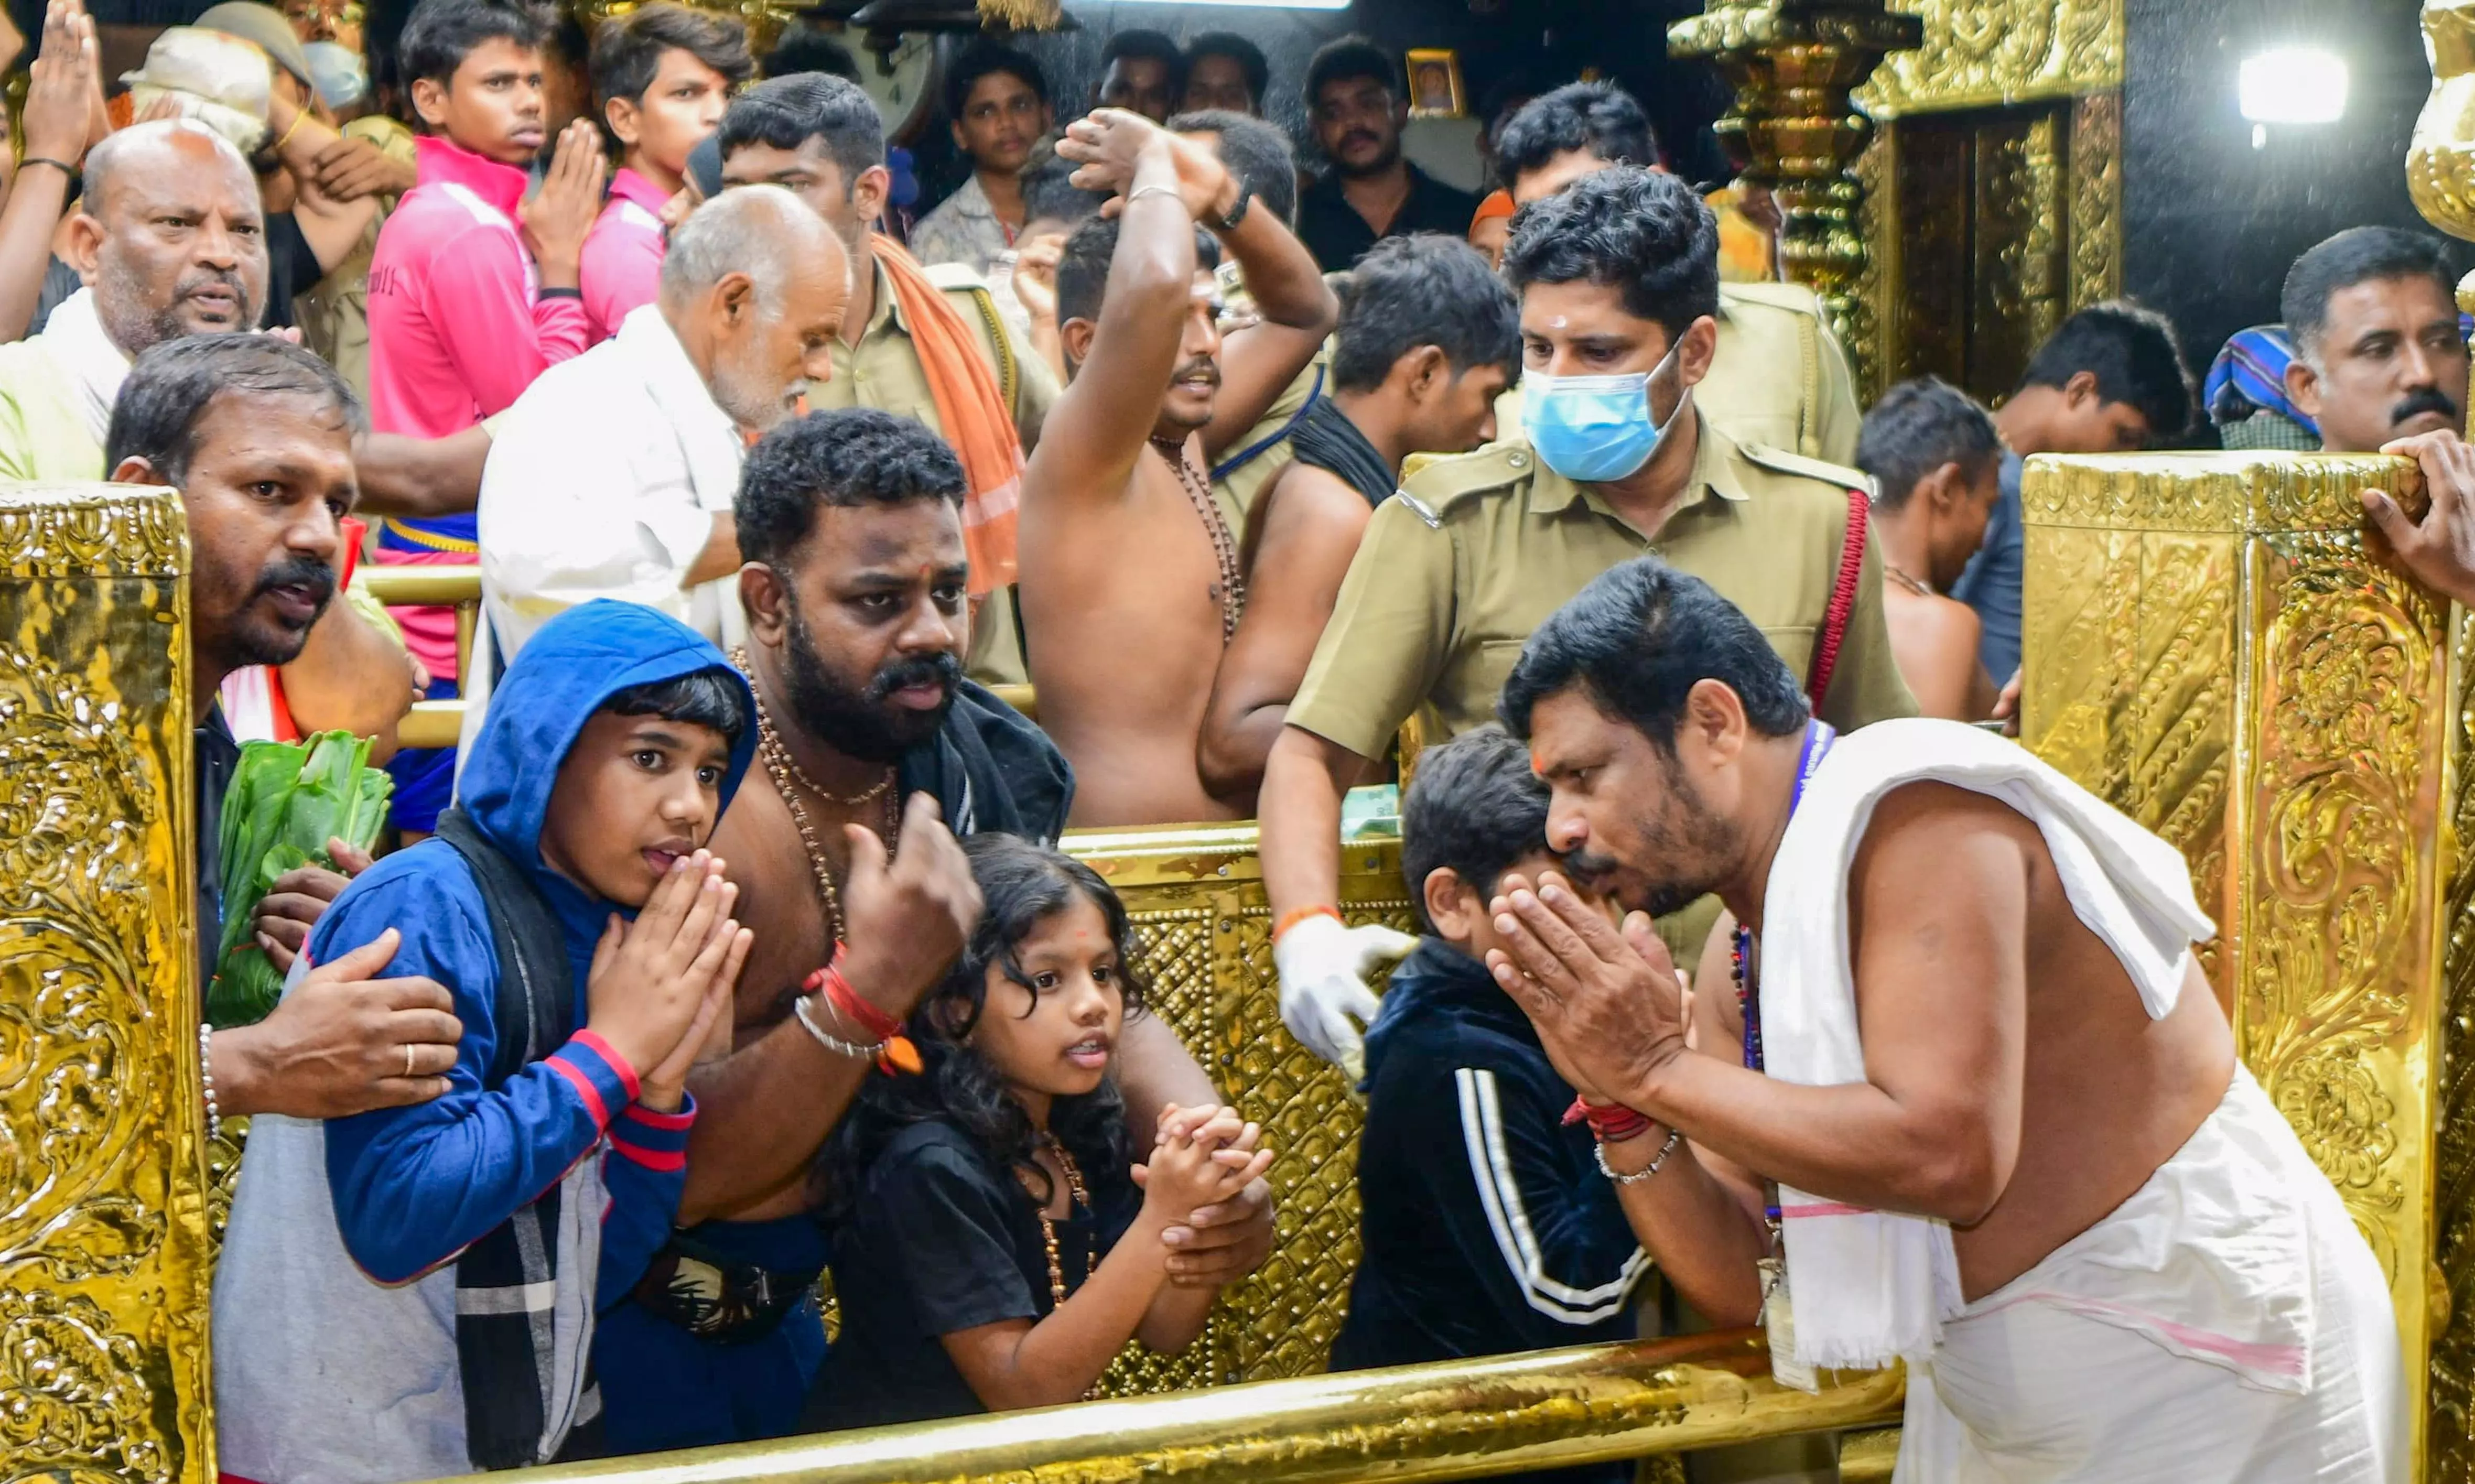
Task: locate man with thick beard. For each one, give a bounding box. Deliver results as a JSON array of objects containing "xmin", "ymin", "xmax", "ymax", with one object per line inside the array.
[
  {"xmin": 585, "ymin": 408, "xmax": 1273, "ymax": 1451},
  {"xmin": 479, "ymin": 186, "xmax": 846, "ymax": 656}
]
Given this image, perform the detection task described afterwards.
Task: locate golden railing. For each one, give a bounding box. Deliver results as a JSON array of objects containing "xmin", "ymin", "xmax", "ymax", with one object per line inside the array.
[{"xmin": 417, "ymin": 1334, "xmax": 1902, "ymax": 1484}]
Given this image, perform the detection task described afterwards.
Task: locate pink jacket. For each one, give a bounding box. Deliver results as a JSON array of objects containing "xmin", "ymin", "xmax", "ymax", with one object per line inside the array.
[
  {"xmin": 580, "ymin": 167, "xmax": 671, "ymax": 343},
  {"xmin": 368, "ymin": 136, "xmax": 589, "ymax": 448}
]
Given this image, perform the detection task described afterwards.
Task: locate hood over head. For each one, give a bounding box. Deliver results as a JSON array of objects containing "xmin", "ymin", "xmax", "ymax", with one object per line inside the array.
[{"xmin": 458, "ymin": 600, "xmax": 755, "ymax": 913}]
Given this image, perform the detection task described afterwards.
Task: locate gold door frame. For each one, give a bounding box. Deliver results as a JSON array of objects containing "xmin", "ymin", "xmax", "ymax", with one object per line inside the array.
[{"xmin": 1850, "ymin": 0, "xmax": 2126, "ymax": 398}]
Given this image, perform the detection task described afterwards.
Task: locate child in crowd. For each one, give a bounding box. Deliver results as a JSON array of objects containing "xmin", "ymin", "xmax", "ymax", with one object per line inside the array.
[
  {"xmin": 212, "ymin": 601, "xmax": 757, "ymax": 1484},
  {"xmin": 581, "ymin": 1, "xmax": 751, "ymax": 341},
  {"xmin": 1330, "ymin": 725, "xmax": 1647, "ymax": 1484},
  {"xmin": 805, "ymin": 835, "xmax": 1271, "ymax": 1429},
  {"xmin": 1854, "ymin": 375, "xmax": 2006, "ymax": 721}
]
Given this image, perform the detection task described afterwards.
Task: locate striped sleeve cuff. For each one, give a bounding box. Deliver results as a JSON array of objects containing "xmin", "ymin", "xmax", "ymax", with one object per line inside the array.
[
  {"xmin": 548, "ymin": 1032, "xmax": 640, "ymax": 1131},
  {"xmin": 612, "ymin": 1093, "xmax": 697, "ymax": 1171}
]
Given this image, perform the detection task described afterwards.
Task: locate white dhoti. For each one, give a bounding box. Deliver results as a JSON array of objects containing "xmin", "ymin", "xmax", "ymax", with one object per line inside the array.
[
  {"xmin": 1894, "ymin": 1067, "xmax": 2403, "ymax": 1483},
  {"xmin": 1756, "ymin": 720, "xmax": 2404, "ymax": 1483}
]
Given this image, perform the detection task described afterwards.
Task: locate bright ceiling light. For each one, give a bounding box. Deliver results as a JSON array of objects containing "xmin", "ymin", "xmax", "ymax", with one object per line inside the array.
[{"xmin": 2239, "ymin": 48, "xmax": 2349, "ymax": 125}]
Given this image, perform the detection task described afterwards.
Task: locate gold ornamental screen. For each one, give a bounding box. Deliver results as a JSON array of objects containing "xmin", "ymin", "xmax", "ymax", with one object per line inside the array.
[{"xmin": 2019, "ymin": 450, "xmax": 2452, "ymax": 1475}]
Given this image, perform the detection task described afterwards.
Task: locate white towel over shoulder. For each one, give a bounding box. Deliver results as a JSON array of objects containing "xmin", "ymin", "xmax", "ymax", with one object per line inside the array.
[{"xmin": 1760, "ymin": 717, "xmax": 2217, "ymax": 1370}]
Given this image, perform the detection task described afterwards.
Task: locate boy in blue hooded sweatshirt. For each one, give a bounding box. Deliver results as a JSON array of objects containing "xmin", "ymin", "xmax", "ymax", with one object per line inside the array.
[{"xmin": 212, "ymin": 600, "xmax": 759, "ymax": 1484}]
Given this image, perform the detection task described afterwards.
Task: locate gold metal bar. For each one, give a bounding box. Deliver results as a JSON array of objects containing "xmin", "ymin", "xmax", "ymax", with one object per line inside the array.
[
  {"xmin": 414, "ymin": 1334, "xmax": 1902, "ymax": 1484},
  {"xmin": 359, "ymin": 564, "xmax": 481, "ymax": 606},
  {"xmin": 395, "ymin": 699, "xmax": 467, "ymax": 752}
]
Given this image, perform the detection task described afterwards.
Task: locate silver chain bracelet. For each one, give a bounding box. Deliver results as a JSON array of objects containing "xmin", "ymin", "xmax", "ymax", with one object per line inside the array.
[
  {"xmin": 199, "ymin": 1023, "xmax": 222, "ymax": 1144},
  {"xmin": 1596, "ymin": 1126, "xmax": 1682, "ymax": 1186},
  {"xmin": 792, "ymin": 993, "xmax": 885, "ymax": 1061}
]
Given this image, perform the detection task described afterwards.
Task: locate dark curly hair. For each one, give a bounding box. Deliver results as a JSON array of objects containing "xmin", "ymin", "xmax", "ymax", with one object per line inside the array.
[
  {"xmin": 1503, "ymin": 165, "xmax": 1718, "ymax": 344},
  {"xmin": 1493, "ymin": 82, "xmax": 1660, "ymax": 190},
  {"xmin": 733, "ymin": 407, "xmax": 966, "ymax": 569},
  {"xmin": 1330, "ymin": 233, "xmax": 1519, "ymax": 394},
  {"xmin": 815, "ymin": 834, "xmax": 1149, "ymax": 1223},
  {"xmin": 943, "ymin": 39, "xmax": 1047, "ymax": 122},
  {"xmin": 588, "ymin": 2, "xmax": 751, "ymax": 116}
]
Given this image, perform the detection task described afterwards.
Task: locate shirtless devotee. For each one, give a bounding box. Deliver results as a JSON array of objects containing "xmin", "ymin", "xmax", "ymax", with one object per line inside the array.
[
  {"xmin": 1197, "ymin": 233, "xmax": 1517, "ymax": 800},
  {"xmin": 1486, "ymin": 557, "xmax": 2401, "ymax": 1483},
  {"xmin": 1854, "ymin": 376, "xmax": 2004, "ymax": 721},
  {"xmin": 595, "ymin": 409, "xmax": 1272, "ymax": 1452},
  {"xmin": 1261, "ymin": 167, "xmax": 1912, "ymax": 1073},
  {"xmin": 1022, "ymin": 106, "xmax": 1337, "ymax": 826}
]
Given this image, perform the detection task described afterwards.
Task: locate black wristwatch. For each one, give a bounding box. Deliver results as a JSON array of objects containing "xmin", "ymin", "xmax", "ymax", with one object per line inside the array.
[{"xmin": 1211, "ymin": 187, "xmax": 1252, "ymax": 234}]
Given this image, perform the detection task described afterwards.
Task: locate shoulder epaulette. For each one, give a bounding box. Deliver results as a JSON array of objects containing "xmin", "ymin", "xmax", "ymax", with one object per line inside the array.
[
  {"xmin": 1718, "ymin": 280, "xmax": 1826, "ymax": 317},
  {"xmin": 1398, "ymin": 442, "xmax": 1536, "ymax": 519},
  {"xmin": 1737, "ymin": 440, "xmax": 1874, "ymax": 495}
]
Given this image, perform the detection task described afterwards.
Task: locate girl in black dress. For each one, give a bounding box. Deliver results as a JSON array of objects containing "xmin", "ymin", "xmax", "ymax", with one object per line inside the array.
[{"xmin": 805, "ymin": 834, "xmax": 1272, "ymax": 1429}]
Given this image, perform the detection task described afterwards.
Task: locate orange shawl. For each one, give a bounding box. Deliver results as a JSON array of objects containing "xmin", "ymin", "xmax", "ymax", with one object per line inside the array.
[{"xmin": 871, "ymin": 233, "xmax": 1023, "ymax": 597}]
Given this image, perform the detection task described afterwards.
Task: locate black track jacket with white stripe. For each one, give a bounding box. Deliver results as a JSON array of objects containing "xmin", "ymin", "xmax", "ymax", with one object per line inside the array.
[{"xmin": 1333, "ymin": 938, "xmax": 1650, "ymax": 1452}]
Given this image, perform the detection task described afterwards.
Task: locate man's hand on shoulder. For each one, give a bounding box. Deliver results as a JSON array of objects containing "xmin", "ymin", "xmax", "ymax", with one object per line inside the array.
[
  {"xmin": 2369, "ymin": 429, "xmax": 2475, "ymax": 606},
  {"xmin": 838, "ymin": 792, "xmax": 982, "ymax": 1027},
  {"xmin": 213, "ymin": 928, "xmax": 464, "ymax": 1119},
  {"xmin": 251, "ymin": 836, "xmax": 374, "ymax": 972}
]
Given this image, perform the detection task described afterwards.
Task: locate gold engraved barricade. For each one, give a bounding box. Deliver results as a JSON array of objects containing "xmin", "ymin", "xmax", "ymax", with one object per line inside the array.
[
  {"xmin": 0, "ymin": 483, "xmax": 216, "ymax": 1484},
  {"xmin": 2018, "ymin": 451, "xmax": 2449, "ymax": 1474}
]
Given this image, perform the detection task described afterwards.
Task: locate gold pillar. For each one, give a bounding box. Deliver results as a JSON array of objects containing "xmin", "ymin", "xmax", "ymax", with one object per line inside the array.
[
  {"xmin": 1669, "ymin": 1, "xmax": 1925, "ymax": 381},
  {"xmin": 2019, "ymin": 451, "xmax": 2445, "ymax": 1472},
  {"xmin": 0, "ymin": 484, "xmax": 214, "ymax": 1482}
]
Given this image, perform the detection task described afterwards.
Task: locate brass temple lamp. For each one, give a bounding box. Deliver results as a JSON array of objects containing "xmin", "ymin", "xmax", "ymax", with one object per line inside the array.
[{"xmin": 1669, "ymin": 1, "xmax": 1923, "ymax": 348}]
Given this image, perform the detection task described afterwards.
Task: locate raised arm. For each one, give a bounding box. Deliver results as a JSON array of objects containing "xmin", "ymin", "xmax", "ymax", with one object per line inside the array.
[
  {"xmin": 1031, "ymin": 110, "xmax": 1201, "ymax": 506},
  {"xmin": 264, "ymin": 83, "xmax": 382, "ymax": 274},
  {"xmin": 0, "ymin": 0, "xmax": 95, "ymax": 343},
  {"xmin": 1194, "ymin": 173, "xmax": 1335, "ymax": 459}
]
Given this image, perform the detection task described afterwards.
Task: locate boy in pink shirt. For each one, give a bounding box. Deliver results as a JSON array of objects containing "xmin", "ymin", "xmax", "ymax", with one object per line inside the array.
[
  {"xmin": 582, "ymin": 3, "xmax": 750, "ymax": 341},
  {"xmin": 368, "ymin": 0, "xmax": 604, "ymax": 831}
]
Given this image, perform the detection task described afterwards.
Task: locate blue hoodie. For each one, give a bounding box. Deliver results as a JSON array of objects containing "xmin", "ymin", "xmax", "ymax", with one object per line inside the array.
[{"xmin": 312, "ymin": 600, "xmax": 755, "ymax": 1293}]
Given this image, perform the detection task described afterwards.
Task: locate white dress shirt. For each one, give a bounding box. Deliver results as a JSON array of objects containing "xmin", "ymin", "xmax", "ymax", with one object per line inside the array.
[{"xmin": 479, "ymin": 303, "xmax": 747, "ymax": 658}]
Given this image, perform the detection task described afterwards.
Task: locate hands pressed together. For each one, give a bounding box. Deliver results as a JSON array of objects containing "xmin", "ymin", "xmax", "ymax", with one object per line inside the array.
[
  {"xmin": 1136, "ymin": 1103, "xmax": 1277, "ymax": 1287},
  {"xmin": 1483, "ymin": 869, "xmax": 1693, "ymax": 1114},
  {"xmin": 585, "ymin": 850, "xmax": 753, "ymax": 1111}
]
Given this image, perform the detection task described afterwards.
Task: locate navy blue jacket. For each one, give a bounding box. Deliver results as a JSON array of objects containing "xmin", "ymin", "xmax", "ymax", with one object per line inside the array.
[
  {"xmin": 1334, "ymin": 940, "xmax": 1648, "ymax": 1483},
  {"xmin": 312, "ymin": 600, "xmax": 755, "ymax": 1295}
]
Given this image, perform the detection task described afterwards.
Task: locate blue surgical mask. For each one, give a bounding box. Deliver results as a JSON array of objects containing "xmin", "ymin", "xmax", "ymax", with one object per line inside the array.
[{"xmin": 1521, "ymin": 341, "xmax": 1692, "ymax": 484}]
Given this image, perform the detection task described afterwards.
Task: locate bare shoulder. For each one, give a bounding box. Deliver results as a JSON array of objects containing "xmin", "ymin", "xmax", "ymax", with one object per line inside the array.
[
  {"xmin": 1906, "ymin": 594, "xmax": 1984, "ymax": 655},
  {"xmin": 1263, "ymin": 462, "xmax": 1377, "ymax": 538},
  {"xmin": 1857, "ymin": 779, "xmax": 2040, "ymax": 870}
]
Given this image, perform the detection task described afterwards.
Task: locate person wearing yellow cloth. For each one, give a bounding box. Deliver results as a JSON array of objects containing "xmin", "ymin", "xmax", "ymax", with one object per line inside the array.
[{"xmin": 714, "ymin": 73, "xmax": 1055, "ymax": 685}]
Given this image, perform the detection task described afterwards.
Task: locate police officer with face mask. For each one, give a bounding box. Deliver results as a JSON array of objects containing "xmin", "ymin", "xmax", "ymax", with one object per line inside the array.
[{"xmin": 1256, "ymin": 166, "xmax": 1919, "ymax": 1076}]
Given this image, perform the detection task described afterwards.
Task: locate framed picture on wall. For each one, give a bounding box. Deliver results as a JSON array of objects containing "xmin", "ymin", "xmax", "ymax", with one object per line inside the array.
[{"xmin": 1406, "ymin": 48, "xmax": 1465, "ymax": 119}]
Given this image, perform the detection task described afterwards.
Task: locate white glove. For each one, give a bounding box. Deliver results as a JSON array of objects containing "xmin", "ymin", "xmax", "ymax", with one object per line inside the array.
[{"xmin": 1273, "ymin": 913, "xmax": 1420, "ymax": 1075}]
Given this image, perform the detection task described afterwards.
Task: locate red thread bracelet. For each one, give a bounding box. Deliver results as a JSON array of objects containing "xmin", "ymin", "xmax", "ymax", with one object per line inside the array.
[
  {"xmin": 1273, "ymin": 903, "xmax": 1343, "ymax": 941},
  {"xmin": 1562, "ymin": 1094, "xmax": 1652, "ymax": 1143},
  {"xmin": 804, "ymin": 945, "xmax": 903, "ymax": 1041}
]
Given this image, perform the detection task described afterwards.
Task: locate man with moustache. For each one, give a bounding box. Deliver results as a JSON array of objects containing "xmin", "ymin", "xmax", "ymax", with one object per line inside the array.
[
  {"xmin": 1294, "ymin": 35, "xmax": 1477, "ymax": 272},
  {"xmin": 2278, "ymin": 226, "xmax": 2467, "ymax": 453},
  {"xmin": 107, "ymin": 334, "xmax": 466, "ymax": 1126},
  {"xmin": 0, "ymin": 120, "xmax": 417, "ymax": 753},
  {"xmin": 595, "ymin": 409, "xmax": 1273, "ymax": 1449},
  {"xmin": 1021, "ymin": 106, "xmax": 1337, "ymax": 826},
  {"xmin": 479, "ymin": 187, "xmax": 847, "ymax": 657}
]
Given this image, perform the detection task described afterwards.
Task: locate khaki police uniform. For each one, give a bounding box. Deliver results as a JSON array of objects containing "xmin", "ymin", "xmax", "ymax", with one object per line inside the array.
[
  {"xmin": 1285, "ymin": 411, "xmax": 1917, "ymax": 960},
  {"xmin": 807, "ymin": 256, "xmax": 1062, "ymax": 685},
  {"xmin": 1493, "ymin": 281, "xmax": 1862, "ymax": 468}
]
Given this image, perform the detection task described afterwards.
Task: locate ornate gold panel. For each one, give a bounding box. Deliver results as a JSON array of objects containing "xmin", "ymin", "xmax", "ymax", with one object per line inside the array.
[
  {"xmin": 2067, "ymin": 91, "xmax": 2123, "ymax": 308},
  {"xmin": 0, "ymin": 483, "xmax": 211, "ymax": 1484},
  {"xmin": 1065, "ymin": 823, "xmax": 1414, "ymax": 1384},
  {"xmin": 1858, "ymin": 0, "xmax": 2123, "ymax": 117},
  {"xmin": 2019, "ymin": 452, "xmax": 2444, "ymax": 1472}
]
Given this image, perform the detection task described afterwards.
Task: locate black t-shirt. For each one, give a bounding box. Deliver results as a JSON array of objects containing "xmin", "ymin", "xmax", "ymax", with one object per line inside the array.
[
  {"xmin": 804, "ymin": 1120, "xmax": 1139, "ymax": 1431},
  {"xmin": 1296, "ymin": 163, "xmax": 1481, "ymax": 272},
  {"xmin": 260, "ymin": 212, "xmax": 328, "ymax": 331}
]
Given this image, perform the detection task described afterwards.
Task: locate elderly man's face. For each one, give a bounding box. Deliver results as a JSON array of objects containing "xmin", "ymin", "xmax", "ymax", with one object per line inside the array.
[
  {"xmin": 706, "ymin": 234, "xmax": 849, "ymax": 432},
  {"xmin": 2289, "ymin": 275, "xmax": 2470, "ymax": 453},
  {"xmin": 72, "ymin": 127, "xmax": 268, "ymax": 356}
]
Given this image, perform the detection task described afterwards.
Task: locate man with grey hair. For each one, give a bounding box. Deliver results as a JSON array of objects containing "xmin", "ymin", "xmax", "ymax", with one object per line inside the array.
[
  {"xmin": 479, "ymin": 183, "xmax": 849, "ymax": 655},
  {"xmin": 0, "ymin": 119, "xmax": 267, "ymax": 480}
]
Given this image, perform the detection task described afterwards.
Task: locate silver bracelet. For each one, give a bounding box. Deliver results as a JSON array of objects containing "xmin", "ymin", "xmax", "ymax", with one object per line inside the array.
[
  {"xmin": 1596, "ymin": 1126, "xmax": 1683, "ymax": 1186},
  {"xmin": 200, "ymin": 1023, "xmax": 222, "ymax": 1144},
  {"xmin": 792, "ymin": 993, "xmax": 884, "ymax": 1061},
  {"xmin": 1126, "ymin": 183, "xmax": 1185, "ymax": 211}
]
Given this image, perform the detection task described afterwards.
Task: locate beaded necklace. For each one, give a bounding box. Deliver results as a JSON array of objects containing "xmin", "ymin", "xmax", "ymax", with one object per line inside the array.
[
  {"xmin": 1152, "ymin": 437, "xmax": 1246, "ymax": 643},
  {"xmin": 734, "ymin": 648, "xmax": 898, "ymax": 943},
  {"xmin": 1033, "ymin": 1136, "xmax": 1107, "ymax": 1402}
]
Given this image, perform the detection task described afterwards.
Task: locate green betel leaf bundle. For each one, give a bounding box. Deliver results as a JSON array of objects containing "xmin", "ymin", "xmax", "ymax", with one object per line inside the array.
[{"xmin": 207, "ymin": 730, "xmax": 395, "ymax": 1028}]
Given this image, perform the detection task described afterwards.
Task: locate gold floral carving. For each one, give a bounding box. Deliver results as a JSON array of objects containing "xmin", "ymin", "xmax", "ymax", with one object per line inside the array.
[
  {"xmin": 1857, "ymin": 0, "xmax": 2123, "ymax": 117},
  {"xmin": 0, "ymin": 484, "xmax": 210, "ymax": 1484},
  {"xmin": 2021, "ymin": 456, "xmax": 2444, "ymax": 1473},
  {"xmin": 2430, "ymin": 608, "xmax": 2475, "ymax": 1479},
  {"xmin": 2067, "ymin": 91, "xmax": 2123, "ymax": 309}
]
